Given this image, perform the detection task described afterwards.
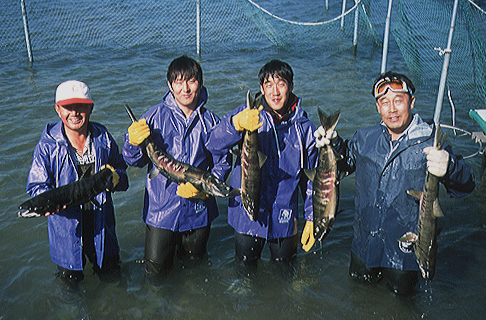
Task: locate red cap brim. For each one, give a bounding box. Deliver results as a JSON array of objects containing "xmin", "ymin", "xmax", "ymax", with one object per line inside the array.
[{"xmin": 56, "ymin": 98, "xmax": 94, "ymax": 106}]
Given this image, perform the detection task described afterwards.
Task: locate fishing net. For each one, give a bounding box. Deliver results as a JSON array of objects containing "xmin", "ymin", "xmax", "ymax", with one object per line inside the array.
[{"xmin": 1, "ymin": 0, "xmax": 485, "ymax": 108}]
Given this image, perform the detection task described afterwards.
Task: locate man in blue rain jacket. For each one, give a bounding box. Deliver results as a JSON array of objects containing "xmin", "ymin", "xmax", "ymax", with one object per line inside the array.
[
  {"xmin": 26, "ymin": 80, "xmax": 128, "ymax": 283},
  {"xmin": 315, "ymin": 71, "xmax": 475, "ymax": 294},
  {"xmin": 123, "ymin": 56, "xmax": 232, "ymax": 277},
  {"xmin": 207, "ymin": 60, "xmax": 318, "ymax": 265}
]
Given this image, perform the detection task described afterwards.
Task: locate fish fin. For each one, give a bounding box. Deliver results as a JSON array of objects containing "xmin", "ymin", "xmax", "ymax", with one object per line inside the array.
[
  {"xmin": 91, "ymin": 198, "xmax": 101, "ymax": 208},
  {"xmin": 433, "ymin": 199, "xmax": 444, "ymax": 217},
  {"xmin": 407, "ymin": 190, "xmax": 422, "ymax": 200},
  {"xmin": 304, "ymin": 168, "xmax": 316, "ymax": 182},
  {"xmin": 246, "ymin": 90, "xmax": 252, "ymax": 109},
  {"xmin": 229, "ymin": 188, "xmax": 241, "ymax": 198},
  {"xmin": 332, "ymin": 148, "xmax": 343, "ymax": 160},
  {"xmin": 317, "ymin": 108, "xmax": 341, "ymax": 132},
  {"xmin": 79, "ymin": 166, "xmax": 92, "ymax": 179},
  {"xmin": 398, "ymin": 231, "xmax": 418, "ymax": 243},
  {"xmin": 230, "ymin": 148, "xmax": 241, "ymax": 158},
  {"xmin": 148, "ymin": 168, "xmax": 160, "ymax": 180},
  {"xmin": 253, "ymin": 92, "xmax": 263, "ymax": 109},
  {"xmin": 437, "ymin": 226, "xmax": 444, "ymax": 236},
  {"xmin": 257, "ymin": 151, "xmax": 267, "ymax": 168}
]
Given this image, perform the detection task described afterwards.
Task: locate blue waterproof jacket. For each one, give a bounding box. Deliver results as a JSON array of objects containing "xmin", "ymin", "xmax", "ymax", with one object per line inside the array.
[
  {"xmin": 207, "ymin": 96, "xmax": 317, "ymax": 240},
  {"xmin": 334, "ymin": 114, "xmax": 475, "ymax": 270},
  {"xmin": 123, "ymin": 87, "xmax": 231, "ymax": 231},
  {"xmin": 26, "ymin": 121, "xmax": 128, "ymax": 271}
]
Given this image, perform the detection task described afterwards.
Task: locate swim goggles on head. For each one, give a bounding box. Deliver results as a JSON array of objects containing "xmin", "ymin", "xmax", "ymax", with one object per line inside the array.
[{"xmin": 373, "ymin": 77, "xmax": 413, "ymax": 99}]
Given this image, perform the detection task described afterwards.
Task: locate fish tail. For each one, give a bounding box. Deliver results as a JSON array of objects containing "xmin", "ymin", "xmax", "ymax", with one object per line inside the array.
[
  {"xmin": 124, "ymin": 104, "xmax": 137, "ymax": 123},
  {"xmin": 317, "ymin": 108, "xmax": 340, "ymax": 133},
  {"xmin": 434, "ymin": 124, "xmax": 450, "ymax": 150}
]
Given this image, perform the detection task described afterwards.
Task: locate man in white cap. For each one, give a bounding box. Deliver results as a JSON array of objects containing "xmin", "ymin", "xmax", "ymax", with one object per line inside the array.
[{"xmin": 26, "ymin": 80, "xmax": 129, "ymax": 284}]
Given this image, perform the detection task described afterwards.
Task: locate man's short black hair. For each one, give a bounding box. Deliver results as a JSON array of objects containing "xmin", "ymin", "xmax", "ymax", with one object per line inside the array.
[
  {"xmin": 258, "ymin": 59, "xmax": 293, "ymax": 86},
  {"xmin": 372, "ymin": 71, "xmax": 415, "ymax": 98},
  {"xmin": 167, "ymin": 55, "xmax": 203, "ymax": 85}
]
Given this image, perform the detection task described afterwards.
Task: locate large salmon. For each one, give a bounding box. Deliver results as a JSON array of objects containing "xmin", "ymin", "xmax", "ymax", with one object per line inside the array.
[
  {"xmin": 125, "ymin": 104, "xmax": 237, "ymax": 198},
  {"xmin": 236, "ymin": 90, "xmax": 267, "ymax": 221},
  {"xmin": 18, "ymin": 167, "xmax": 113, "ymax": 217},
  {"xmin": 399, "ymin": 125, "xmax": 448, "ymax": 280},
  {"xmin": 305, "ymin": 109, "xmax": 340, "ymax": 241}
]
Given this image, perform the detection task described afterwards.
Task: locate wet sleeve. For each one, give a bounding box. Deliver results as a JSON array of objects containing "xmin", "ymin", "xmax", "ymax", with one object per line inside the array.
[
  {"xmin": 206, "ymin": 107, "xmax": 243, "ymax": 160},
  {"xmin": 122, "ymin": 131, "xmax": 149, "ymax": 168},
  {"xmin": 441, "ymin": 144, "xmax": 476, "ymax": 197},
  {"xmin": 26, "ymin": 141, "xmax": 54, "ymax": 197}
]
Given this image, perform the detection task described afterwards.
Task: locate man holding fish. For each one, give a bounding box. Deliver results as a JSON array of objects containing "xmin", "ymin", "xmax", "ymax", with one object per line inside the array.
[
  {"xmin": 123, "ymin": 56, "xmax": 232, "ymax": 278},
  {"xmin": 315, "ymin": 71, "xmax": 475, "ymax": 294},
  {"xmin": 26, "ymin": 80, "xmax": 128, "ymax": 283},
  {"xmin": 207, "ymin": 60, "xmax": 318, "ymax": 266}
]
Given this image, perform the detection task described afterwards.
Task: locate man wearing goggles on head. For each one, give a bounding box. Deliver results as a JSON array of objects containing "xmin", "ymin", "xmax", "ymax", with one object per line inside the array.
[{"xmin": 315, "ymin": 71, "xmax": 475, "ymax": 295}]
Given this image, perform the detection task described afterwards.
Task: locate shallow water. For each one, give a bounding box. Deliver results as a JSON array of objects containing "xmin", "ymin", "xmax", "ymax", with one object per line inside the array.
[{"xmin": 1, "ymin": 1, "xmax": 486, "ymax": 319}]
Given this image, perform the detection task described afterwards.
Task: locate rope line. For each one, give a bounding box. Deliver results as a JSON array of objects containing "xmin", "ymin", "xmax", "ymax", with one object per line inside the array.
[
  {"xmin": 245, "ymin": 0, "xmax": 361, "ymax": 26},
  {"xmin": 468, "ymin": 0, "xmax": 486, "ymax": 15}
]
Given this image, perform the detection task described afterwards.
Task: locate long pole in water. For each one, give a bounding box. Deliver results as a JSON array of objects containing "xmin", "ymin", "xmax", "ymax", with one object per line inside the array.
[
  {"xmin": 381, "ymin": 0, "xmax": 393, "ymax": 73},
  {"xmin": 353, "ymin": 1, "xmax": 359, "ymax": 49},
  {"xmin": 196, "ymin": 0, "xmax": 201, "ymax": 58},
  {"xmin": 341, "ymin": 0, "xmax": 347, "ymax": 30},
  {"xmin": 433, "ymin": 0, "xmax": 459, "ymax": 125},
  {"xmin": 20, "ymin": 0, "xmax": 33, "ymax": 65}
]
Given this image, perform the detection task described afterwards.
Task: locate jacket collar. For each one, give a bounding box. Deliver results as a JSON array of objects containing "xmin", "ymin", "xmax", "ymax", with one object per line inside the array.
[
  {"xmin": 46, "ymin": 121, "xmax": 104, "ymax": 146},
  {"xmin": 162, "ymin": 86, "xmax": 208, "ymax": 117},
  {"xmin": 262, "ymin": 93, "xmax": 306, "ymax": 126},
  {"xmin": 380, "ymin": 113, "xmax": 432, "ymax": 142}
]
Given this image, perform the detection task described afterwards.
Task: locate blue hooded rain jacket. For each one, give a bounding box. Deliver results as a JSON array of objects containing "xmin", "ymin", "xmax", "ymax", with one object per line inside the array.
[
  {"xmin": 26, "ymin": 122, "xmax": 129, "ymax": 271},
  {"xmin": 334, "ymin": 114, "xmax": 475, "ymax": 271},
  {"xmin": 123, "ymin": 87, "xmax": 231, "ymax": 232},
  {"xmin": 207, "ymin": 95, "xmax": 318, "ymax": 240}
]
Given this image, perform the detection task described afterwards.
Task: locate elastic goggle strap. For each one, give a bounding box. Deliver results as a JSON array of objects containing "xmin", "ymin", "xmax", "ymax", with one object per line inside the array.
[{"xmin": 373, "ymin": 77, "xmax": 411, "ymax": 99}]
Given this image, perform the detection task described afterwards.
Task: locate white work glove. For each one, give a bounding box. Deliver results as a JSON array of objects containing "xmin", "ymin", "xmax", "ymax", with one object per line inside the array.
[
  {"xmin": 314, "ymin": 126, "xmax": 337, "ymax": 148},
  {"xmin": 423, "ymin": 147, "xmax": 450, "ymax": 177}
]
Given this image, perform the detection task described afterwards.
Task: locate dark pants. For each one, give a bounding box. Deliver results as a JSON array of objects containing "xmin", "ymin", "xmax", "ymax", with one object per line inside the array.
[
  {"xmin": 234, "ymin": 231, "xmax": 298, "ymax": 265},
  {"xmin": 144, "ymin": 224, "xmax": 210, "ymax": 277},
  {"xmin": 349, "ymin": 251, "xmax": 419, "ymax": 295}
]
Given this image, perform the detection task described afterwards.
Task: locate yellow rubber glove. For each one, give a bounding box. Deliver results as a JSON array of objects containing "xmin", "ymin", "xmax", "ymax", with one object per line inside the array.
[
  {"xmin": 232, "ymin": 105, "xmax": 264, "ymax": 132},
  {"xmin": 100, "ymin": 164, "xmax": 120, "ymax": 191},
  {"xmin": 128, "ymin": 118, "xmax": 150, "ymax": 146},
  {"xmin": 301, "ymin": 220, "xmax": 315, "ymax": 252},
  {"xmin": 177, "ymin": 182, "xmax": 209, "ymax": 200}
]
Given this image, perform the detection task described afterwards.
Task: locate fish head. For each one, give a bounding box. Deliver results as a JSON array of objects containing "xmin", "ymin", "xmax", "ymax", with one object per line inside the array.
[{"xmin": 202, "ymin": 175, "xmax": 232, "ymax": 198}]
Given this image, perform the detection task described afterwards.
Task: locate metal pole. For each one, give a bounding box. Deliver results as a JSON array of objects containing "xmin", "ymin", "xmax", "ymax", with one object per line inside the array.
[
  {"xmin": 353, "ymin": 1, "xmax": 359, "ymax": 48},
  {"xmin": 20, "ymin": 0, "xmax": 33, "ymax": 65},
  {"xmin": 433, "ymin": 0, "xmax": 459, "ymax": 125},
  {"xmin": 381, "ymin": 0, "xmax": 393, "ymax": 73},
  {"xmin": 341, "ymin": 0, "xmax": 347, "ymax": 30},
  {"xmin": 196, "ymin": 0, "xmax": 201, "ymax": 58}
]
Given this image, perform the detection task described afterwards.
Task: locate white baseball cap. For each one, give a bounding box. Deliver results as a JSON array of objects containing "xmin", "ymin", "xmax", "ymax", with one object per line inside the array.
[{"xmin": 55, "ymin": 80, "xmax": 94, "ymax": 106}]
